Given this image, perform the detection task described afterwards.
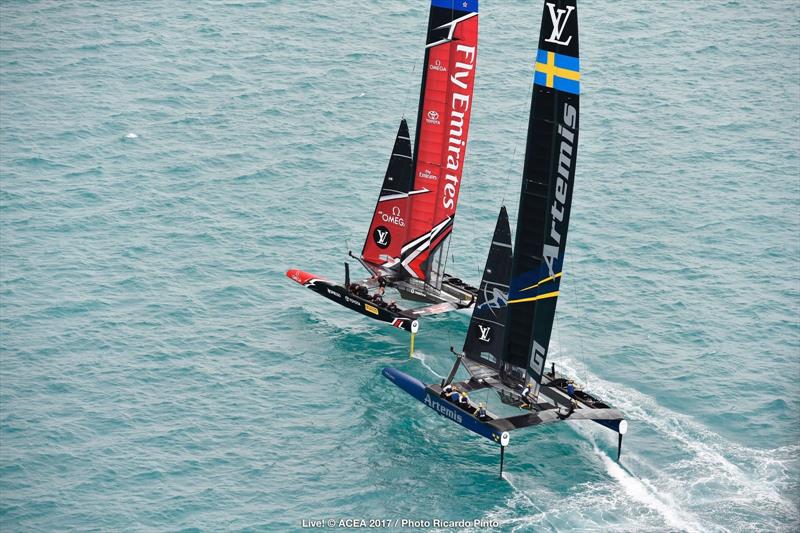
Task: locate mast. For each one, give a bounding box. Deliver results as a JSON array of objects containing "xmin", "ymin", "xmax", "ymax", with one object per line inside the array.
[
  {"xmin": 463, "ymin": 206, "xmax": 512, "ymax": 370},
  {"xmin": 502, "ymin": 0, "xmax": 580, "ymax": 396},
  {"xmin": 399, "ymin": 0, "xmax": 479, "ymax": 285}
]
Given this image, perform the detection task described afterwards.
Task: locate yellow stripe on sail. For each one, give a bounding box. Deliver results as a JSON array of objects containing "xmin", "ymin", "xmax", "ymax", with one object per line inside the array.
[
  {"xmin": 519, "ymin": 272, "xmax": 563, "ymax": 293},
  {"xmin": 508, "ymin": 291, "xmax": 560, "ymax": 304}
]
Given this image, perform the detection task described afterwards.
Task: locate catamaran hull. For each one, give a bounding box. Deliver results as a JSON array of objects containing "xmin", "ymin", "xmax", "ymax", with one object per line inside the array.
[
  {"xmin": 381, "ymin": 367, "xmax": 509, "ymax": 446},
  {"xmin": 383, "ymin": 366, "xmax": 627, "ymax": 445},
  {"xmin": 286, "ymin": 269, "xmax": 417, "ymax": 332}
]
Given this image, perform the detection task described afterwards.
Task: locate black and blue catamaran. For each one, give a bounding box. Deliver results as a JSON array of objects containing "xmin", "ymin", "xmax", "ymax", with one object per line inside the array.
[{"xmin": 383, "ymin": 0, "xmax": 627, "ymax": 475}]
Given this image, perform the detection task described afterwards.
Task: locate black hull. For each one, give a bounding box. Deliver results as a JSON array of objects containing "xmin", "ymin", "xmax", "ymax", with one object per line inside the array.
[{"xmin": 287, "ymin": 269, "xmax": 417, "ymax": 332}]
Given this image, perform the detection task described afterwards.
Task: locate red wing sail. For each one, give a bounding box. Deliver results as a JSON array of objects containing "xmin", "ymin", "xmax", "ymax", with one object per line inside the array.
[
  {"xmin": 361, "ymin": 119, "xmax": 415, "ymax": 267},
  {"xmin": 401, "ymin": 0, "xmax": 479, "ymax": 281}
]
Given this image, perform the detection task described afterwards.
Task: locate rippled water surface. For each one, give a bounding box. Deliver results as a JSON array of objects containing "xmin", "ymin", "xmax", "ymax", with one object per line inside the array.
[{"xmin": 2, "ymin": 1, "xmax": 798, "ymax": 531}]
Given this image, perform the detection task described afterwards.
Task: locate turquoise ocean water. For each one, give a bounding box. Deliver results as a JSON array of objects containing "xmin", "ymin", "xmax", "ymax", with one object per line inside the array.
[{"xmin": 2, "ymin": 1, "xmax": 798, "ymax": 531}]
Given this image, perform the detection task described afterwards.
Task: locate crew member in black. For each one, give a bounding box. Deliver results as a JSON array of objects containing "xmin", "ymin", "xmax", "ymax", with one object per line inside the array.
[{"xmin": 377, "ymin": 275, "xmax": 387, "ymax": 296}]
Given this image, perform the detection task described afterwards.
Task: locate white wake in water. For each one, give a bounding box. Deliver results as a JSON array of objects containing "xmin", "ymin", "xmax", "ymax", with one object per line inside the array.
[
  {"xmin": 410, "ymin": 343, "xmax": 797, "ymax": 531},
  {"xmin": 589, "ymin": 437, "xmax": 705, "ymax": 533},
  {"xmin": 410, "ymin": 351, "xmax": 445, "ymax": 380},
  {"xmin": 557, "ymin": 356, "xmax": 798, "ymax": 527},
  {"xmin": 481, "ymin": 354, "xmax": 799, "ymax": 532}
]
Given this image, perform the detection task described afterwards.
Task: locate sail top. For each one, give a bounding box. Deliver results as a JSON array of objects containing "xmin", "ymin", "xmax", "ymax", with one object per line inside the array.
[{"xmin": 431, "ymin": 0, "xmax": 478, "ymax": 11}]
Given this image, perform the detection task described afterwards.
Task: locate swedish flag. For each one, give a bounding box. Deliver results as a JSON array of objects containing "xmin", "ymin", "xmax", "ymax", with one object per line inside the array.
[{"xmin": 534, "ymin": 49, "xmax": 580, "ymax": 95}]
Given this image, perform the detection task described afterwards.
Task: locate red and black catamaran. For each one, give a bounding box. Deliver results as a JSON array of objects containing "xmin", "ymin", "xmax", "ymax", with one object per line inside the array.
[
  {"xmin": 383, "ymin": 0, "xmax": 628, "ymax": 475},
  {"xmin": 287, "ymin": 0, "xmax": 480, "ymax": 333}
]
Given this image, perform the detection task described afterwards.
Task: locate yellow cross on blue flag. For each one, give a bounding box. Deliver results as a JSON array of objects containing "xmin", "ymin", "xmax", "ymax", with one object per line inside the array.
[{"xmin": 534, "ymin": 49, "xmax": 580, "ymax": 95}]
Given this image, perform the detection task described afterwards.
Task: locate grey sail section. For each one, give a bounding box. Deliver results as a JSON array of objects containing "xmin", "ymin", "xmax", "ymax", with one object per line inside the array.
[
  {"xmin": 502, "ymin": 0, "xmax": 580, "ymax": 396},
  {"xmin": 463, "ymin": 206, "xmax": 512, "ymax": 371}
]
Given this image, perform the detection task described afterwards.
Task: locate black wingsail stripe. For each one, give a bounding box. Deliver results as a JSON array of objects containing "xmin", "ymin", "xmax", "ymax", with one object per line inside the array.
[
  {"xmin": 401, "ymin": 231, "xmax": 432, "ymax": 255},
  {"xmin": 425, "ymin": 12, "xmax": 478, "ymax": 49},
  {"xmin": 501, "ymin": 0, "xmax": 580, "ymax": 395},
  {"xmin": 400, "ymin": 216, "xmax": 452, "ymax": 256},
  {"xmin": 416, "ymin": 217, "xmax": 454, "ymax": 274}
]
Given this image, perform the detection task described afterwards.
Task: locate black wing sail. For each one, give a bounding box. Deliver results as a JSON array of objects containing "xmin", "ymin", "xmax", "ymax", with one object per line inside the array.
[
  {"xmin": 383, "ymin": 118, "xmax": 414, "ymax": 197},
  {"xmin": 361, "ymin": 119, "xmax": 415, "ymax": 266},
  {"xmin": 503, "ymin": 0, "xmax": 580, "ymax": 396},
  {"xmin": 463, "ymin": 206, "xmax": 512, "ymax": 370}
]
